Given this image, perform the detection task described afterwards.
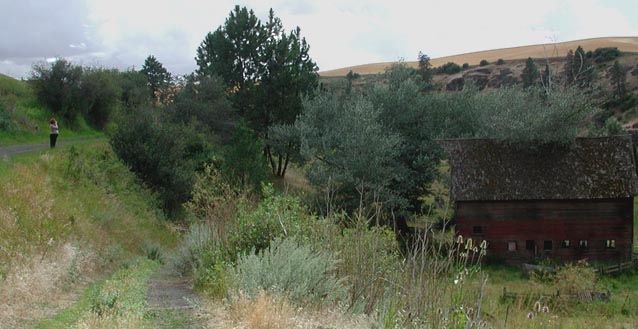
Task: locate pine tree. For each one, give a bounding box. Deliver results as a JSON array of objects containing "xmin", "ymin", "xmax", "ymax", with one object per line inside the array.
[
  {"xmin": 417, "ymin": 51, "xmax": 434, "ymax": 91},
  {"xmin": 140, "ymin": 55, "xmax": 171, "ymax": 104},
  {"xmin": 610, "ymin": 60, "xmax": 627, "ymax": 99},
  {"xmin": 521, "ymin": 57, "xmax": 540, "ymax": 88}
]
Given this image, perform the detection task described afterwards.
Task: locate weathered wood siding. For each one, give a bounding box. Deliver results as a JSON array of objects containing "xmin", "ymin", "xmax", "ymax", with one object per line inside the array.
[{"xmin": 455, "ymin": 198, "xmax": 634, "ymax": 264}]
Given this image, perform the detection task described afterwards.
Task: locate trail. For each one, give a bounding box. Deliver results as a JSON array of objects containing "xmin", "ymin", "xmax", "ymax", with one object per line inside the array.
[
  {"xmin": 145, "ymin": 264, "xmax": 209, "ymax": 328},
  {"xmin": 0, "ymin": 140, "xmax": 90, "ymax": 159}
]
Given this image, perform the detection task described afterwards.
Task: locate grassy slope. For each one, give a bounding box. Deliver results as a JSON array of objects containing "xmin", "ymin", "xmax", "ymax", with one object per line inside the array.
[
  {"xmin": 320, "ymin": 36, "xmax": 638, "ymax": 76},
  {"xmin": 0, "ymin": 141, "xmax": 178, "ymax": 327},
  {"xmin": 0, "ymin": 73, "xmax": 103, "ymax": 146}
]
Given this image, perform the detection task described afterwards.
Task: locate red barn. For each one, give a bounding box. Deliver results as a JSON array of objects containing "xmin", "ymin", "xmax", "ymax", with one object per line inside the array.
[{"xmin": 441, "ymin": 136, "xmax": 638, "ymax": 264}]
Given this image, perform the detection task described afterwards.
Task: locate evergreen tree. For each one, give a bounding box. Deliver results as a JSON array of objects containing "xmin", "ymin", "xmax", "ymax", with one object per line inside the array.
[
  {"xmin": 610, "ymin": 60, "xmax": 627, "ymax": 99},
  {"xmin": 417, "ymin": 51, "xmax": 434, "ymax": 91},
  {"xmin": 140, "ymin": 55, "xmax": 172, "ymax": 105},
  {"xmin": 521, "ymin": 57, "xmax": 540, "ymax": 88},
  {"xmin": 196, "ymin": 6, "xmax": 318, "ymax": 177}
]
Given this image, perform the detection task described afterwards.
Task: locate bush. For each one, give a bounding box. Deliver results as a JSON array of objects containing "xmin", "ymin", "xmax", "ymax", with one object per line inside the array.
[
  {"xmin": 479, "ymin": 59, "xmax": 490, "ymax": 66},
  {"xmin": 229, "ymin": 184, "xmax": 314, "ymax": 256},
  {"xmin": 593, "ymin": 47, "xmax": 621, "ymax": 63},
  {"xmin": 437, "ymin": 62, "xmax": 462, "ymax": 75},
  {"xmin": 496, "ymin": 58, "xmax": 505, "ymax": 65},
  {"xmin": 232, "ymin": 237, "xmax": 347, "ymax": 306},
  {"xmin": 109, "ymin": 107, "xmax": 214, "ymax": 215},
  {"xmin": 0, "ymin": 102, "xmax": 14, "ymax": 131},
  {"xmin": 462, "ymin": 63, "xmax": 470, "ymax": 70}
]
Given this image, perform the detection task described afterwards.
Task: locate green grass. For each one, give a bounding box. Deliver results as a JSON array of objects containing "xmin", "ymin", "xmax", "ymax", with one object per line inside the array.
[
  {"xmin": 0, "ymin": 73, "xmax": 104, "ymax": 146},
  {"xmin": 36, "ymin": 259, "xmax": 160, "ymax": 328}
]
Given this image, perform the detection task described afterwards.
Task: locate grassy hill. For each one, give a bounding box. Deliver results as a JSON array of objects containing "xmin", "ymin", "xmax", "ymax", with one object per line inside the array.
[
  {"xmin": 320, "ymin": 36, "xmax": 638, "ymax": 76},
  {"xmin": 0, "ymin": 74, "xmax": 102, "ymax": 146}
]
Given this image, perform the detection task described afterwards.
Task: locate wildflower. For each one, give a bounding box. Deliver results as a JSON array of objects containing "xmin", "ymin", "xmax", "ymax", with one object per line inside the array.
[
  {"xmin": 480, "ymin": 240, "xmax": 488, "ymax": 249},
  {"xmin": 465, "ymin": 238, "xmax": 473, "ymax": 250},
  {"xmin": 542, "ymin": 305, "xmax": 550, "ymax": 313},
  {"xmin": 457, "ymin": 235, "xmax": 464, "ymax": 244},
  {"xmin": 527, "ymin": 312, "xmax": 535, "ymax": 319}
]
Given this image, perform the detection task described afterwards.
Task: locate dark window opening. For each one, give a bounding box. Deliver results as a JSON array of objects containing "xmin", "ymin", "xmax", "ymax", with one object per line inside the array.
[
  {"xmin": 606, "ymin": 240, "xmax": 615, "ymax": 249},
  {"xmin": 544, "ymin": 240, "xmax": 553, "ymax": 251},
  {"xmin": 579, "ymin": 240, "xmax": 589, "ymax": 250},
  {"xmin": 561, "ymin": 240, "xmax": 570, "ymax": 248},
  {"xmin": 508, "ymin": 241, "xmax": 516, "ymax": 252},
  {"xmin": 473, "ymin": 226, "xmax": 483, "ymax": 234},
  {"xmin": 525, "ymin": 240, "xmax": 535, "ymax": 251}
]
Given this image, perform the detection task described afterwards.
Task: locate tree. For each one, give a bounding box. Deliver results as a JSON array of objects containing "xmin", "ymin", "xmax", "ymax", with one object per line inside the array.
[
  {"xmin": 140, "ymin": 55, "xmax": 172, "ymax": 105},
  {"xmin": 564, "ymin": 46, "xmax": 595, "ymax": 89},
  {"xmin": 29, "ymin": 58, "xmax": 83, "ymax": 121},
  {"xmin": 521, "ymin": 57, "xmax": 540, "ymax": 88},
  {"xmin": 417, "ymin": 51, "xmax": 434, "ymax": 90},
  {"xmin": 345, "ymin": 70, "xmax": 360, "ymax": 94},
  {"xmin": 118, "ymin": 69, "xmax": 151, "ymax": 110},
  {"xmin": 196, "ymin": 6, "xmax": 318, "ymax": 177},
  {"xmin": 77, "ymin": 67, "xmax": 121, "ymax": 128},
  {"xmin": 610, "ymin": 60, "xmax": 627, "ymax": 99}
]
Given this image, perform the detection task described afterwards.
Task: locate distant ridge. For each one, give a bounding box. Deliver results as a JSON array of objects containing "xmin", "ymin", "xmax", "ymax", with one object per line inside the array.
[{"xmin": 319, "ymin": 36, "xmax": 638, "ymax": 77}]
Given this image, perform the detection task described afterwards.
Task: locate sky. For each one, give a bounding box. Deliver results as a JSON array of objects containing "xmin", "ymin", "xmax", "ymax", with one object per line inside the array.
[{"xmin": 1, "ymin": 0, "xmax": 637, "ymax": 79}]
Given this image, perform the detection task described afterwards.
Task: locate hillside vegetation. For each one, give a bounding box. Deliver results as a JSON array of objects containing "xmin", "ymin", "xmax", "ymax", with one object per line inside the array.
[
  {"xmin": 0, "ymin": 142, "xmax": 177, "ymax": 327},
  {"xmin": 320, "ymin": 36, "xmax": 638, "ymax": 76}
]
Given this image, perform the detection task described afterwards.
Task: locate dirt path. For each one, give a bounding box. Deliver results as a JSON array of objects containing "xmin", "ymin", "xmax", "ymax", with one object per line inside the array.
[
  {"xmin": 0, "ymin": 140, "xmax": 88, "ymax": 159},
  {"xmin": 145, "ymin": 264, "xmax": 209, "ymax": 328}
]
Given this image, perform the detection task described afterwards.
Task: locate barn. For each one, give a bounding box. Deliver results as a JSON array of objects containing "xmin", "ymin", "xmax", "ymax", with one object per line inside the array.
[{"xmin": 441, "ymin": 136, "xmax": 638, "ymax": 264}]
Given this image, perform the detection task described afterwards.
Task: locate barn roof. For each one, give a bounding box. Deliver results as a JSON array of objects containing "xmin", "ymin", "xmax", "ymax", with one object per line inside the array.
[{"xmin": 440, "ymin": 136, "xmax": 638, "ymax": 201}]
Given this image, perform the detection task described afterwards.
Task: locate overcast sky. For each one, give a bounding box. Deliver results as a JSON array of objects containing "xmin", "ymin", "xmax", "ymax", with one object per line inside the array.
[{"xmin": 1, "ymin": 0, "xmax": 637, "ymax": 79}]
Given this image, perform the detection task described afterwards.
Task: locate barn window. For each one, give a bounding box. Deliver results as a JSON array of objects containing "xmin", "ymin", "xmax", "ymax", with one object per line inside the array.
[
  {"xmin": 579, "ymin": 240, "xmax": 589, "ymax": 250},
  {"xmin": 606, "ymin": 240, "xmax": 615, "ymax": 249},
  {"xmin": 561, "ymin": 240, "xmax": 570, "ymax": 248},
  {"xmin": 543, "ymin": 240, "xmax": 553, "ymax": 251},
  {"xmin": 507, "ymin": 241, "xmax": 517, "ymax": 251},
  {"xmin": 473, "ymin": 226, "xmax": 483, "ymax": 234},
  {"xmin": 525, "ymin": 240, "xmax": 535, "ymax": 251}
]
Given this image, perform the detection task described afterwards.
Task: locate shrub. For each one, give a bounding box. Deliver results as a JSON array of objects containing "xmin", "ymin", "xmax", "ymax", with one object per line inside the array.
[
  {"xmin": 438, "ymin": 62, "xmax": 462, "ymax": 74},
  {"xmin": 0, "ymin": 102, "xmax": 14, "ymax": 131},
  {"xmin": 462, "ymin": 63, "xmax": 470, "ymax": 70},
  {"xmin": 496, "ymin": 58, "xmax": 505, "ymax": 65},
  {"xmin": 229, "ymin": 184, "xmax": 314, "ymax": 256},
  {"xmin": 593, "ymin": 47, "xmax": 621, "ymax": 63},
  {"xmin": 479, "ymin": 59, "xmax": 490, "ymax": 66},
  {"xmin": 232, "ymin": 237, "xmax": 347, "ymax": 306}
]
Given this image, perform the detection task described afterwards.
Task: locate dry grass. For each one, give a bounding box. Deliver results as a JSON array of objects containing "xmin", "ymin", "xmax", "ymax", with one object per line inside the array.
[
  {"xmin": 206, "ymin": 290, "xmax": 372, "ymax": 329},
  {"xmin": 320, "ymin": 36, "xmax": 638, "ymax": 76},
  {"xmin": 0, "ymin": 243, "xmax": 97, "ymax": 328}
]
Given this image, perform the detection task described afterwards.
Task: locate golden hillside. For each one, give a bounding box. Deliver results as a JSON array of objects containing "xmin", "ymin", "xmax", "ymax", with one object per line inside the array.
[{"xmin": 320, "ymin": 36, "xmax": 638, "ymax": 77}]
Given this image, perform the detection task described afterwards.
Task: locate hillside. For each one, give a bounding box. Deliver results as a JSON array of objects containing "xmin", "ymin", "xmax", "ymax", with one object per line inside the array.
[{"xmin": 320, "ymin": 36, "xmax": 638, "ymax": 76}]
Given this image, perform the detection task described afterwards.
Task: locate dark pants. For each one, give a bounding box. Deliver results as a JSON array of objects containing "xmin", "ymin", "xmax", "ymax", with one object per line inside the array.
[{"xmin": 50, "ymin": 134, "xmax": 58, "ymax": 148}]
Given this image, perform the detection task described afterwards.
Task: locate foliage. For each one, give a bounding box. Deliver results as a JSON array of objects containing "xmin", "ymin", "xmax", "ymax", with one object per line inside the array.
[
  {"xmin": 232, "ymin": 237, "xmax": 347, "ymax": 306},
  {"xmin": 222, "ymin": 122, "xmax": 268, "ymax": 190},
  {"xmin": 592, "ymin": 47, "xmax": 621, "ymax": 63},
  {"xmin": 479, "ymin": 59, "xmax": 489, "ymax": 66},
  {"xmin": 229, "ymin": 184, "xmax": 314, "ymax": 256},
  {"xmin": 76, "ymin": 67, "xmax": 121, "ymax": 129},
  {"xmin": 417, "ymin": 51, "xmax": 435, "ymax": 90},
  {"xmin": 564, "ymin": 46, "xmax": 596, "ymax": 89},
  {"xmin": 496, "ymin": 58, "xmax": 505, "ymax": 65},
  {"xmin": 117, "ymin": 69, "xmax": 151, "ymax": 110},
  {"xmin": 296, "ymin": 92, "xmax": 403, "ymax": 214},
  {"xmin": 610, "ymin": 60, "xmax": 627, "ymax": 99},
  {"xmin": 470, "ymin": 85, "xmax": 600, "ymax": 145},
  {"xmin": 521, "ymin": 57, "xmax": 540, "ymax": 88},
  {"xmin": 346, "ymin": 70, "xmax": 361, "ymax": 94},
  {"xmin": 0, "ymin": 101, "xmax": 14, "ymax": 131},
  {"xmin": 29, "ymin": 58, "xmax": 83, "ymax": 121},
  {"xmin": 437, "ymin": 62, "xmax": 462, "ymax": 74},
  {"xmin": 109, "ymin": 106, "xmax": 214, "ymax": 215},
  {"xmin": 196, "ymin": 5, "xmax": 318, "ymax": 177},
  {"xmin": 140, "ymin": 55, "xmax": 172, "ymax": 105}
]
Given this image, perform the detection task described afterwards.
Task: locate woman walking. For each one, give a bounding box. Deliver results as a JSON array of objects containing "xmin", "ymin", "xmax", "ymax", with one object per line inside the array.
[{"xmin": 49, "ymin": 118, "xmax": 58, "ymax": 148}]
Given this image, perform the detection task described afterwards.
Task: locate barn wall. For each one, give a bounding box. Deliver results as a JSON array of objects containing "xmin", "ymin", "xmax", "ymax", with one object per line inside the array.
[{"xmin": 455, "ymin": 198, "xmax": 634, "ymax": 264}]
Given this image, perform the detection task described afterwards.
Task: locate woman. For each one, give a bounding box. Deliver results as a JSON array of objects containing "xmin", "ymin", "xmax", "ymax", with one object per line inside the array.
[{"xmin": 50, "ymin": 118, "xmax": 59, "ymax": 148}]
